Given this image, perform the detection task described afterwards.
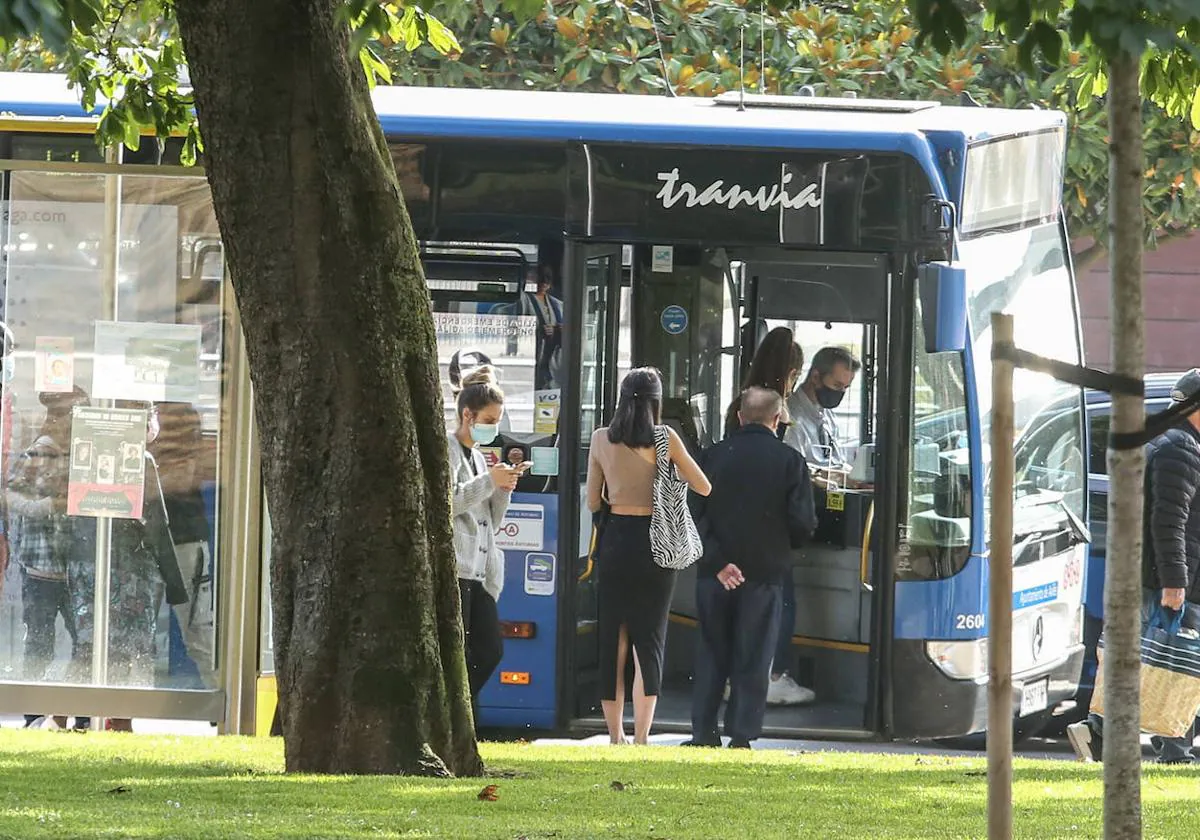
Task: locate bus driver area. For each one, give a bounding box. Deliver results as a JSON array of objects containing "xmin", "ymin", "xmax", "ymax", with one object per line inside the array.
[{"xmin": 0, "ymin": 77, "xmax": 1088, "ymax": 747}]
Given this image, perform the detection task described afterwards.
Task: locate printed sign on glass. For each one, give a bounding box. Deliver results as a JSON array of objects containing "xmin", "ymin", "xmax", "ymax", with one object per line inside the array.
[
  {"xmin": 495, "ymin": 503, "xmax": 545, "ymax": 551},
  {"xmin": 34, "ymin": 336, "xmax": 74, "ymax": 393},
  {"xmin": 92, "ymin": 322, "xmax": 203, "ymax": 403},
  {"xmin": 534, "ymin": 389, "xmax": 560, "ymax": 435},
  {"xmin": 432, "ymin": 312, "xmax": 538, "ymax": 434},
  {"xmin": 67, "ymin": 406, "xmax": 147, "ymax": 519},
  {"xmin": 660, "ymin": 305, "xmax": 688, "ymax": 336}
]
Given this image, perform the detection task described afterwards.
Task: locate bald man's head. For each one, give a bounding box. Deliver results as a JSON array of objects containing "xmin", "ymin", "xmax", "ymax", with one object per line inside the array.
[{"xmin": 738, "ymin": 386, "xmax": 783, "ymax": 430}]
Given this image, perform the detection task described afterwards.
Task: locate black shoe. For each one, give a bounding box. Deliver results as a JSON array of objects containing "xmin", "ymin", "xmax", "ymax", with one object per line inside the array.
[
  {"xmin": 728, "ymin": 740, "xmax": 752, "ymax": 750},
  {"xmin": 679, "ymin": 739, "xmax": 721, "ymax": 748}
]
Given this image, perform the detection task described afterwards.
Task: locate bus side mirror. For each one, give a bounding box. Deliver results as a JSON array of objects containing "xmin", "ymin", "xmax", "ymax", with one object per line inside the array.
[{"xmin": 917, "ymin": 262, "xmax": 967, "ymax": 354}]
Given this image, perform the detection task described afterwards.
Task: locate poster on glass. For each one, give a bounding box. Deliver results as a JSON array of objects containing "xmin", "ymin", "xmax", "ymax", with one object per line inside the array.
[
  {"xmin": 67, "ymin": 406, "xmax": 147, "ymax": 519},
  {"xmin": 34, "ymin": 336, "xmax": 75, "ymax": 394}
]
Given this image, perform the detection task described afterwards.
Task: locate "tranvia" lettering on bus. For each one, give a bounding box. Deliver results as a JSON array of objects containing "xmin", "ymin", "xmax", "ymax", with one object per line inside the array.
[{"xmin": 655, "ymin": 168, "xmax": 822, "ymax": 212}]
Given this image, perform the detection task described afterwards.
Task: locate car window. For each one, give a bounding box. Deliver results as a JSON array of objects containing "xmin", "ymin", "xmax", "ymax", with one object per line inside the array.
[
  {"xmin": 1087, "ymin": 397, "xmax": 1172, "ymax": 477},
  {"xmin": 1088, "ymin": 412, "xmax": 1110, "ymax": 475}
]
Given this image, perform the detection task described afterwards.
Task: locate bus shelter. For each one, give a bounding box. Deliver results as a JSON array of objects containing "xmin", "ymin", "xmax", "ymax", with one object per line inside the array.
[{"xmin": 0, "ymin": 140, "xmax": 264, "ymax": 733}]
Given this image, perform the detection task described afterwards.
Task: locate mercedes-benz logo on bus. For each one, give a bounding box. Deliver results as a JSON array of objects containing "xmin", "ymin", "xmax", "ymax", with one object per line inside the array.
[{"xmin": 1032, "ymin": 615, "xmax": 1045, "ymax": 661}]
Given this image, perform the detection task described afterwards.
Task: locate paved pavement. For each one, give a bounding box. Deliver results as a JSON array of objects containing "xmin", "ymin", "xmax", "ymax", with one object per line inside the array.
[
  {"xmin": 2, "ymin": 715, "xmax": 1182, "ymax": 762},
  {"xmin": 528, "ymin": 732, "xmax": 1095, "ymax": 760}
]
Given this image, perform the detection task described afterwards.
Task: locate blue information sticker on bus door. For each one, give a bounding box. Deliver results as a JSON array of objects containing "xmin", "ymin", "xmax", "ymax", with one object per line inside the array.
[{"xmin": 661, "ymin": 305, "xmax": 688, "ymax": 335}]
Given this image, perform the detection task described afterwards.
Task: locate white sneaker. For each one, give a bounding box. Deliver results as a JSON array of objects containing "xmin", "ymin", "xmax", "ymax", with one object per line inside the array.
[
  {"xmin": 766, "ymin": 673, "xmax": 815, "ymax": 706},
  {"xmin": 1066, "ymin": 721, "xmax": 1101, "ymax": 762}
]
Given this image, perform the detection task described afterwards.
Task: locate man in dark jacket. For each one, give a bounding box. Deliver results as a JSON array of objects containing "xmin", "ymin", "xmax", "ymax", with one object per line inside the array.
[
  {"xmin": 685, "ymin": 387, "xmax": 817, "ymax": 748},
  {"xmin": 1068, "ymin": 368, "xmax": 1200, "ymax": 763}
]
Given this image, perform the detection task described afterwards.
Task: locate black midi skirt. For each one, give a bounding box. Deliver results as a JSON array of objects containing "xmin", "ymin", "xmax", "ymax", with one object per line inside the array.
[{"xmin": 596, "ymin": 514, "xmax": 677, "ymax": 700}]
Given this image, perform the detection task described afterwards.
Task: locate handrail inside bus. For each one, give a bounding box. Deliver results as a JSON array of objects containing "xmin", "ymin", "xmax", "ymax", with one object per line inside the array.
[{"xmin": 860, "ymin": 499, "xmax": 875, "ymax": 592}]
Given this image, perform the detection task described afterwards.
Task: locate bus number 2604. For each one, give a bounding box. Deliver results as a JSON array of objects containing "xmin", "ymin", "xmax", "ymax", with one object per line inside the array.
[{"xmin": 955, "ymin": 613, "xmax": 985, "ymax": 630}]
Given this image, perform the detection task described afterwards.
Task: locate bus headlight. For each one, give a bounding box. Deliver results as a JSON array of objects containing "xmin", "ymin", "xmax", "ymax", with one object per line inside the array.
[
  {"xmin": 1069, "ymin": 606, "xmax": 1084, "ymax": 647},
  {"xmin": 926, "ymin": 639, "xmax": 989, "ymax": 680}
]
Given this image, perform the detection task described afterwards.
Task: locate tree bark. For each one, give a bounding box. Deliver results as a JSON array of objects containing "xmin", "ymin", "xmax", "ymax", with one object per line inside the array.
[
  {"xmin": 1102, "ymin": 50, "xmax": 1145, "ymax": 840},
  {"xmin": 173, "ymin": 0, "xmax": 482, "ymax": 776}
]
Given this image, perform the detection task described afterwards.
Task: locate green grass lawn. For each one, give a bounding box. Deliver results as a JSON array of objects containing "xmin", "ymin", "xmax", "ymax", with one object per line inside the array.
[{"xmin": 0, "ymin": 730, "xmax": 1197, "ymax": 839}]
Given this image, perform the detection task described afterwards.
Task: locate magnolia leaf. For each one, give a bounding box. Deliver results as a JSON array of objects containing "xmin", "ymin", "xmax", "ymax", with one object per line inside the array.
[{"xmin": 423, "ymin": 13, "xmax": 460, "ymax": 56}]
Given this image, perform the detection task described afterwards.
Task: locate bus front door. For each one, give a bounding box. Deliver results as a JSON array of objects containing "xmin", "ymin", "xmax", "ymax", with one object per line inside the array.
[
  {"xmin": 565, "ymin": 243, "xmax": 625, "ymax": 724},
  {"xmin": 742, "ymin": 251, "xmax": 891, "ymax": 737}
]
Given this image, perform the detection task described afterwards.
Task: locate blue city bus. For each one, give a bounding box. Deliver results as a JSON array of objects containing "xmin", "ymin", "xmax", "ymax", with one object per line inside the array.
[{"xmin": 0, "ymin": 74, "xmax": 1089, "ymax": 740}]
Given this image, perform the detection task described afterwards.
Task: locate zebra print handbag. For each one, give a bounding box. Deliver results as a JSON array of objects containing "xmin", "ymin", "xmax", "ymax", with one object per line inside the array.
[{"xmin": 649, "ymin": 426, "xmax": 703, "ymax": 570}]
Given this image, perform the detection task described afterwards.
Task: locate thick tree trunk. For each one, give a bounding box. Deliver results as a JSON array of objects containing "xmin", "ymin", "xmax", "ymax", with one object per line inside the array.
[
  {"xmin": 174, "ymin": 0, "xmax": 481, "ymax": 776},
  {"xmin": 1102, "ymin": 51, "xmax": 1145, "ymax": 840}
]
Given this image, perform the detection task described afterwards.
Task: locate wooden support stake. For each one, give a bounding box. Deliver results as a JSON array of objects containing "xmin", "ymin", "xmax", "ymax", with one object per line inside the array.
[{"xmin": 988, "ymin": 312, "xmax": 1015, "ymax": 840}]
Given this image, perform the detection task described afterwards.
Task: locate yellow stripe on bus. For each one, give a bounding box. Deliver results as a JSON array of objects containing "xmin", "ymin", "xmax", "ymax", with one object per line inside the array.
[{"xmin": 668, "ymin": 612, "xmax": 869, "ymax": 653}]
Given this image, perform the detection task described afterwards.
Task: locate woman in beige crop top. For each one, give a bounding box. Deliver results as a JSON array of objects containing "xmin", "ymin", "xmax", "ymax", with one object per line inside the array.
[{"xmin": 585, "ymin": 367, "xmax": 710, "ymax": 745}]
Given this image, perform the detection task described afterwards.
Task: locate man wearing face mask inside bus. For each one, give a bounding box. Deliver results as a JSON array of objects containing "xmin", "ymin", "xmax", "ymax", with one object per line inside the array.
[{"xmin": 785, "ymin": 346, "xmax": 864, "ymax": 487}]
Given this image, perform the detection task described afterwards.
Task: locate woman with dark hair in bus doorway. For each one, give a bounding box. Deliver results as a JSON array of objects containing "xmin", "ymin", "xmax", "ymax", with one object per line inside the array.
[
  {"xmin": 449, "ymin": 366, "xmax": 526, "ymax": 704},
  {"xmin": 722, "ymin": 327, "xmax": 814, "ymax": 708},
  {"xmin": 587, "ymin": 367, "xmax": 710, "ymax": 744},
  {"xmin": 723, "ymin": 326, "xmax": 803, "ymax": 441}
]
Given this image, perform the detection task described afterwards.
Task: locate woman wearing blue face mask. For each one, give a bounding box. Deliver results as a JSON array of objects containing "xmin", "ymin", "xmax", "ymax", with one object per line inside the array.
[{"xmin": 449, "ymin": 366, "xmax": 523, "ymax": 702}]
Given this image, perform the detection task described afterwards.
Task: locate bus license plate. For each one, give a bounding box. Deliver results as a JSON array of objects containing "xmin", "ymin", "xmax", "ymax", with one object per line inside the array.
[{"xmin": 1019, "ymin": 678, "xmax": 1049, "ymax": 717}]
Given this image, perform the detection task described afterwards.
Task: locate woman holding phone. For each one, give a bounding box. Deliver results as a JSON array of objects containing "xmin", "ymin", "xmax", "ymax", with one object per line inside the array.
[{"xmin": 449, "ymin": 366, "xmax": 525, "ymax": 701}]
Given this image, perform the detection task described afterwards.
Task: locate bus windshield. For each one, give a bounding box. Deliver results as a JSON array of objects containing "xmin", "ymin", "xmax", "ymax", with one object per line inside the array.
[{"xmin": 960, "ymin": 222, "xmax": 1085, "ymax": 542}]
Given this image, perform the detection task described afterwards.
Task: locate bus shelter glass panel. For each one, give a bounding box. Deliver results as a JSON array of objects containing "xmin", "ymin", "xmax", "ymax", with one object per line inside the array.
[{"xmin": 0, "ymin": 169, "xmax": 226, "ymax": 702}]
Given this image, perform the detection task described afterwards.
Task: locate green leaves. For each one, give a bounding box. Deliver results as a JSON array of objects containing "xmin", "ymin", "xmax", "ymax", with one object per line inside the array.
[{"xmin": 342, "ymin": 1, "xmax": 462, "ymax": 90}]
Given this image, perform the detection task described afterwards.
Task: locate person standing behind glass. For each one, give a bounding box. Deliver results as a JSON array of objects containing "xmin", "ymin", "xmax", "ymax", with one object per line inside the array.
[
  {"xmin": 449, "ymin": 367, "xmax": 523, "ymax": 703},
  {"xmin": 69, "ymin": 401, "xmax": 188, "ymax": 732},
  {"xmin": 517, "ymin": 264, "xmax": 564, "ymax": 391},
  {"xmin": 7, "ymin": 387, "xmax": 91, "ymax": 730},
  {"xmin": 786, "ymin": 346, "xmax": 862, "ymax": 483},
  {"xmin": 149, "ymin": 402, "xmax": 216, "ymax": 689},
  {"xmin": 587, "ymin": 367, "xmax": 710, "ymax": 745}
]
